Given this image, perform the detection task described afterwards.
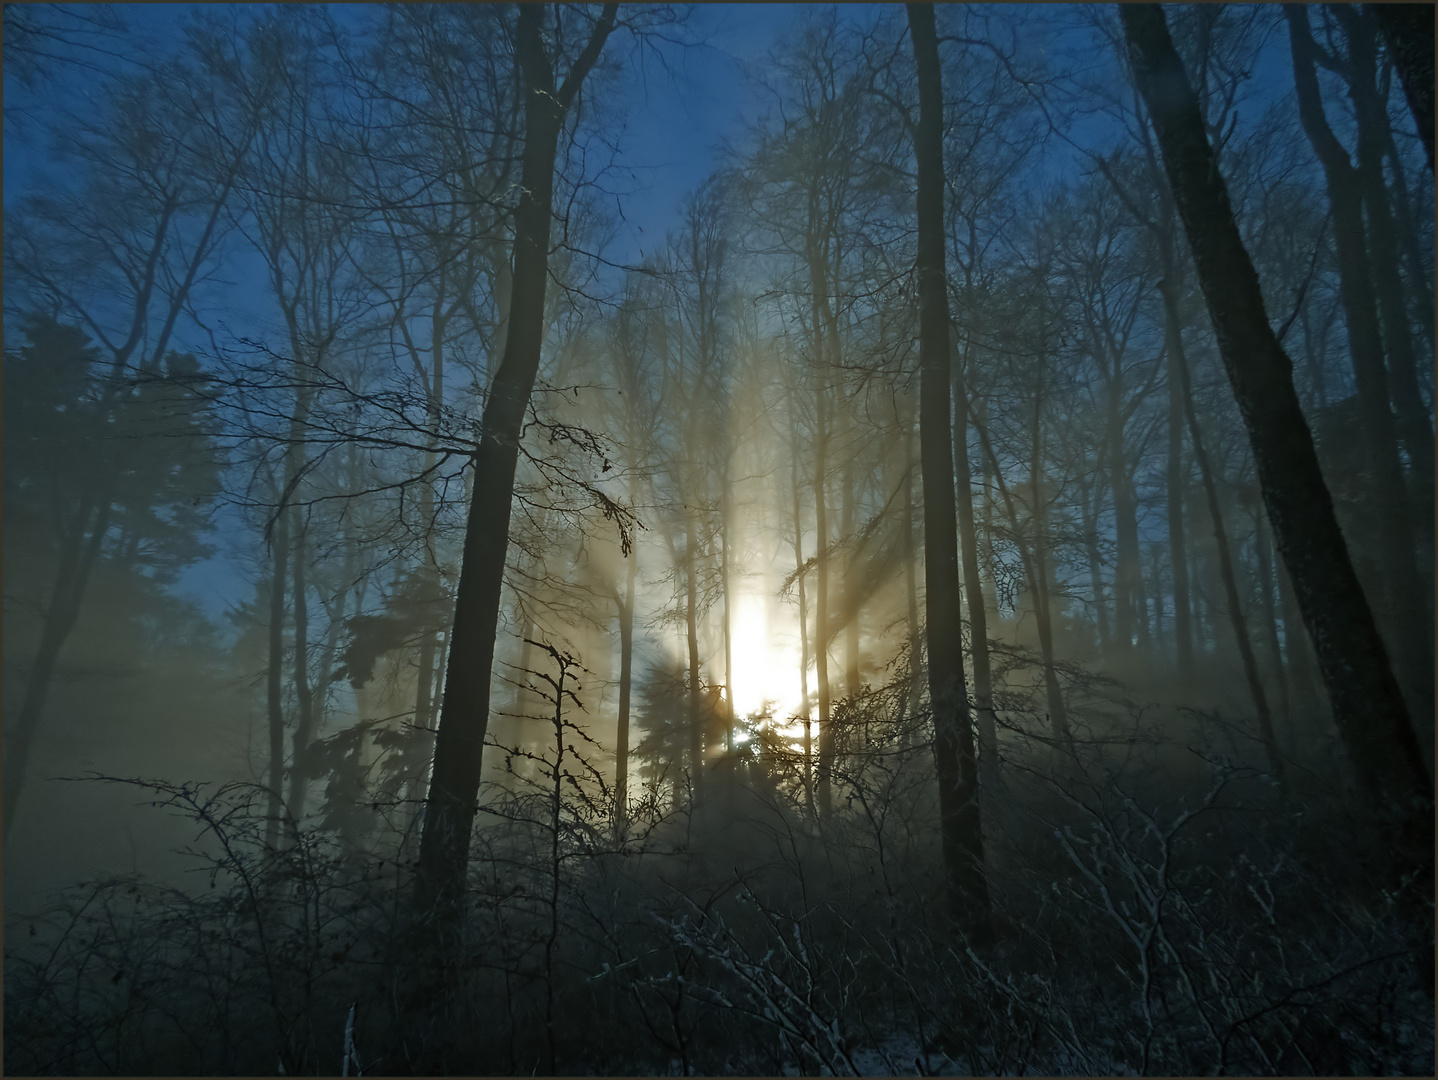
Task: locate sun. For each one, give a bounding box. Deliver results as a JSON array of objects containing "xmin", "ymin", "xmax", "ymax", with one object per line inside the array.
[{"xmin": 727, "ymin": 592, "xmax": 806, "ymax": 726}]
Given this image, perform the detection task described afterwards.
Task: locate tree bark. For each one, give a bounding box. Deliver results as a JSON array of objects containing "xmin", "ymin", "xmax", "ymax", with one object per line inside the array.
[
  {"xmin": 902, "ymin": 415, "xmax": 922, "ymax": 722},
  {"xmin": 1105, "ymin": 370, "xmax": 1145, "ymax": 657},
  {"xmin": 842, "ymin": 456, "xmax": 861, "ymax": 699},
  {"xmin": 811, "ymin": 298, "xmax": 834, "ymax": 817},
  {"xmin": 1158, "ymin": 273, "xmax": 1193, "ymax": 690},
  {"xmin": 1027, "ymin": 373, "xmax": 1070, "ymax": 742},
  {"xmin": 909, "ymin": 1, "xmax": 989, "ymax": 938},
  {"xmin": 1076, "ymin": 456, "xmax": 1112, "ymax": 660},
  {"xmin": 720, "ymin": 483, "xmax": 736, "ymax": 752},
  {"xmin": 685, "ymin": 511, "xmax": 705, "ymax": 798},
  {"xmin": 787, "ymin": 383, "xmax": 816, "ymax": 817},
  {"xmin": 1247, "ymin": 483, "xmax": 1291, "ymax": 737},
  {"xmin": 1121, "ymin": 4, "xmax": 1430, "ymax": 826},
  {"xmin": 952, "ymin": 337, "xmax": 997, "ymax": 773},
  {"xmin": 416, "ymin": 3, "xmax": 618, "ymax": 918},
  {"xmin": 614, "ymin": 540, "xmax": 637, "ymax": 840},
  {"xmin": 284, "ymin": 520, "xmax": 317, "ymax": 825},
  {"xmin": 264, "ymin": 488, "xmax": 291, "ymax": 853}
]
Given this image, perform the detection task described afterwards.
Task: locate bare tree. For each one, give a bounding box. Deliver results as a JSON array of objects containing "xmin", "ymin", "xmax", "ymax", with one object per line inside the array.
[
  {"xmin": 908, "ymin": 1, "xmax": 989, "ymax": 940},
  {"xmin": 1120, "ymin": 5, "xmax": 1430, "ymax": 834},
  {"xmin": 416, "ymin": 3, "xmax": 619, "ymax": 921}
]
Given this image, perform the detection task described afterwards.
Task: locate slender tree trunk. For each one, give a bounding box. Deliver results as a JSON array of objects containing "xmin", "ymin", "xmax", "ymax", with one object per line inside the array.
[
  {"xmin": 909, "ymin": 1, "xmax": 990, "ymax": 938},
  {"xmin": 1076, "ymin": 453, "xmax": 1112, "ymax": 660},
  {"xmin": 685, "ymin": 512, "xmax": 704, "ymax": 799},
  {"xmin": 409, "ymin": 311, "xmax": 448, "ymax": 816},
  {"xmin": 508, "ymin": 619, "xmax": 538, "ymax": 761},
  {"xmin": 1286, "ymin": 7, "xmax": 1432, "ymax": 726},
  {"xmin": 614, "ymin": 527, "xmax": 637, "ymax": 841},
  {"xmin": 4, "ymin": 496, "xmax": 114, "ymax": 837},
  {"xmin": 812, "ymin": 335, "xmax": 834, "ymax": 817},
  {"xmin": 974, "ymin": 396, "xmax": 1000, "ymax": 620},
  {"xmin": 265, "ymin": 491, "xmax": 291, "ymax": 853},
  {"xmin": 416, "ymin": 3, "xmax": 618, "ymax": 918},
  {"xmin": 1122, "ymin": 5, "xmax": 1430, "ymax": 828},
  {"xmin": 842, "ymin": 457, "xmax": 861, "ymax": 699},
  {"xmin": 1106, "ymin": 380, "xmax": 1145, "ymax": 657},
  {"xmin": 1343, "ymin": 6, "xmax": 1435, "ymax": 503},
  {"xmin": 1369, "ymin": 2, "xmax": 1435, "ymax": 171},
  {"xmin": 1378, "ymin": 118, "xmax": 1436, "ymax": 352},
  {"xmin": 1158, "ymin": 273, "xmax": 1193, "ymax": 689},
  {"xmin": 952, "ymin": 336, "xmax": 998, "ymax": 774},
  {"xmin": 720, "ymin": 486, "xmax": 736, "ymax": 752},
  {"xmin": 787, "ymin": 387, "xmax": 816, "ymax": 817},
  {"xmin": 1275, "ymin": 556, "xmax": 1321, "ymax": 723},
  {"xmin": 1028, "ymin": 374, "xmax": 1070, "ymax": 741},
  {"xmin": 1248, "ymin": 485, "xmax": 1291, "ymax": 733},
  {"xmin": 972, "ymin": 414, "xmax": 1069, "ymax": 739},
  {"xmin": 903, "ymin": 416, "xmax": 923, "ymax": 721},
  {"xmin": 1177, "ymin": 348, "xmax": 1286, "ymax": 789},
  {"xmin": 1341, "ymin": 10, "xmax": 1437, "ymax": 669},
  {"xmin": 285, "ymin": 522, "xmax": 317, "ymax": 824}
]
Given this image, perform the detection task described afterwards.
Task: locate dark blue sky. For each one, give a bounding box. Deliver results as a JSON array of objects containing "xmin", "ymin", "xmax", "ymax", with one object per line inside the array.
[
  {"xmin": 4, "ymin": 3, "xmax": 1313, "ymax": 623},
  {"xmin": 3, "ymin": 4, "xmax": 822, "ymax": 619}
]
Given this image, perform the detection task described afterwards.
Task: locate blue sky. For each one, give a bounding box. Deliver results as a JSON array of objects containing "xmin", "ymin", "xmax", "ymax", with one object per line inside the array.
[
  {"xmin": 4, "ymin": 4, "xmax": 1321, "ymax": 626},
  {"xmin": 4, "ymin": 4, "xmax": 818, "ymax": 621}
]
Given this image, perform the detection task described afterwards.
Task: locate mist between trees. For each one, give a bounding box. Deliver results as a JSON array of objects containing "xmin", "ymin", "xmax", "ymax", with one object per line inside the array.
[{"xmin": 3, "ymin": 3, "xmax": 1433, "ymax": 1076}]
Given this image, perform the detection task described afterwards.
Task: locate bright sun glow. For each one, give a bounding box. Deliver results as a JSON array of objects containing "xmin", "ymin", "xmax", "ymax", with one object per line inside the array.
[{"xmin": 728, "ymin": 592, "xmax": 805, "ymax": 725}]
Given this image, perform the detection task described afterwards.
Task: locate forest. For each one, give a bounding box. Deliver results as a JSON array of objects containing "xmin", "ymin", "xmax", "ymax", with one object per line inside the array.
[{"xmin": 3, "ymin": 3, "xmax": 1434, "ymax": 1075}]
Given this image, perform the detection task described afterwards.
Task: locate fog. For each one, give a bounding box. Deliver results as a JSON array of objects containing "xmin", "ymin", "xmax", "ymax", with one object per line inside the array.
[{"xmin": 4, "ymin": 4, "xmax": 1434, "ymax": 1075}]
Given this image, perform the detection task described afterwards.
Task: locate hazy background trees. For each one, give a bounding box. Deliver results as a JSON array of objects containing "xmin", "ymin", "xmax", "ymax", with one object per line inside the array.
[{"xmin": 5, "ymin": 3, "xmax": 1432, "ymax": 1074}]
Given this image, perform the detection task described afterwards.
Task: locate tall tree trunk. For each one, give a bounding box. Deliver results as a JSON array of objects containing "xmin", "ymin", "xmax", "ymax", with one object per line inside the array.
[
  {"xmin": 285, "ymin": 522, "xmax": 317, "ymax": 825},
  {"xmin": 1340, "ymin": 7, "xmax": 1437, "ymax": 656},
  {"xmin": 1177, "ymin": 348, "xmax": 1286, "ymax": 790},
  {"xmin": 1027, "ymin": 373, "xmax": 1070, "ymax": 741},
  {"xmin": 972, "ymin": 415, "xmax": 1068, "ymax": 739},
  {"xmin": 720, "ymin": 485, "xmax": 736, "ymax": 752},
  {"xmin": 842, "ymin": 456, "xmax": 861, "ymax": 699},
  {"xmin": 4, "ymin": 496, "xmax": 114, "ymax": 837},
  {"xmin": 787, "ymin": 386, "xmax": 816, "ymax": 817},
  {"xmin": 509, "ymin": 618, "xmax": 538, "ymax": 760},
  {"xmin": 1275, "ymin": 556, "xmax": 1322, "ymax": 724},
  {"xmin": 409, "ymin": 307, "xmax": 448, "ymax": 818},
  {"xmin": 903, "ymin": 417, "xmax": 923, "ymax": 721},
  {"xmin": 1121, "ymin": 4, "xmax": 1430, "ymax": 829},
  {"xmin": 1078, "ymin": 469, "xmax": 1112, "ymax": 660},
  {"xmin": 1342, "ymin": 6, "xmax": 1435, "ymax": 499},
  {"xmin": 685, "ymin": 511, "xmax": 704, "ymax": 799},
  {"xmin": 1286, "ymin": 6, "xmax": 1432, "ymax": 726},
  {"xmin": 974, "ymin": 396, "xmax": 1000, "ymax": 620},
  {"xmin": 909, "ymin": 1, "xmax": 990, "ymax": 938},
  {"xmin": 1248, "ymin": 484, "xmax": 1291, "ymax": 737},
  {"xmin": 265, "ymin": 491, "xmax": 291, "ymax": 853},
  {"xmin": 812, "ymin": 339, "xmax": 834, "ymax": 817},
  {"xmin": 1368, "ymin": 2, "xmax": 1435, "ymax": 172},
  {"xmin": 1105, "ymin": 379, "xmax": 1145, "ymax": 657},
  {"xmin": 1377, "ymin": 115, "xmax": 1436, "ymax": 352},
  {"xmin": 614, "ymin": 542, "xmax": 637, "ymax": 840},
  {"xmin": 416, "ymin": 3, "xmax": 618, "ymax": 918},
  {"xmin": 1158, "ymin": 273, "xmax": 1193, "ymax": 689},
  {"xmin": 953, "ymin": 337, "xmax": 998, "ymax": 774}
]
